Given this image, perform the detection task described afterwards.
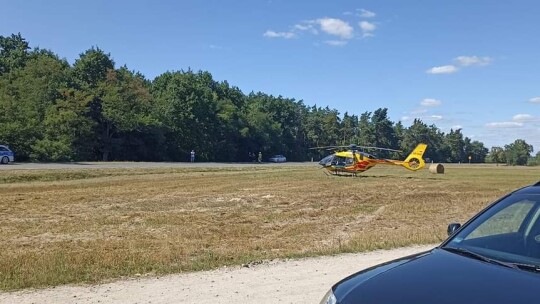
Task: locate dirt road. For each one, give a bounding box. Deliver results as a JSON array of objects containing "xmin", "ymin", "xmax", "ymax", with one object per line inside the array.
[{"xmin": 0, "ymin": 245, "xmax": 433, "ymax": 304}]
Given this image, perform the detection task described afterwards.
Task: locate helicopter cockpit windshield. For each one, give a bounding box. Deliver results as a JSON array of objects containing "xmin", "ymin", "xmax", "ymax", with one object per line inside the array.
[{"xmin": 319, "ymin": 154, "xmax": 334, "ymax": 166}]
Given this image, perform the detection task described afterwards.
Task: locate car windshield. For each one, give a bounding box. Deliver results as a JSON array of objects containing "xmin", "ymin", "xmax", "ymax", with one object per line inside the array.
[{"xmin": 444, "ymin": 193, "xmax": 540, "ymax": 268}]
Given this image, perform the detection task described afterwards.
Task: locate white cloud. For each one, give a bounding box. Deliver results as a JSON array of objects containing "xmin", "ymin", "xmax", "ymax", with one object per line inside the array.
[
  {"xmin": 426, "ymin": 115, "xmax": 443, "ymax": 121},
  {"xmin": 410, "ymin": 108, "xmax": 428, "ymax": 115},
  {"xmin": 316, "ymin": 18, "xmax": 354, "ymax": 39},
  {"xmin": 529, "ymin": 97, "xmax": 540, "ymax": 104},
  {"xmin": 358, "ymin": 9, "xmax": 376, "ymax": 18},
  {"xmin": 426, "ymin": 65, "xmax": 458, "ymax": 74},
  {"xmin": 455, "ymin": 56, "xmax": 492, "ymax": 66},
  {"xmin": 263, "ymin": 30, "xmax": 296, "ymax": 39},
  {"xmin": 513, "ymin": 114, "xmax": 534, "ymax": 122},
  {"xmin": 426, "ymin": 55, "xmax": 492, "ymax": 75},
  {"xmin": 293, "ymin": 22, "xmax": 318, "ymax": 35},
  {"xmin": 324, "ymin": 40, "xmax": 348, "ymax": 47},
  {"xmin": 421, "ymin": 98, "xmax": 442, "ymax": 107},
  {"xmin": 401, "ymin": 114, "xmax": 442, "ymax": 122},
  {"xmin": 293, "ymin": 24, "xmax": 311, "ymax": 31},
  {"xmin": 452, "ymin": 125, "xmax": 463, "ymax": 130},
  {"xmin": 359, "ymin": 21, "xmax": 376, "ymax": 37},
  {"xmin": 486, "ymin": 122, "xmax": 524, "ymax": 128},
  {"xmin": 266, "ymin": 14, "xmax": 380, "ymax": 45}
]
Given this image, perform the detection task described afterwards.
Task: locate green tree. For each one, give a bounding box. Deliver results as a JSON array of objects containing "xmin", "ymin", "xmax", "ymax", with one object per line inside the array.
[
  {"xmin": 0, "ymin": 33, "xmax": 30, "ymax": 75},
  {"xmin": 530, "ymin": 151, "xmax": 540, "ymax": 166},
  {"xmin": 98, "ymin": 67, "xmax": 155, "ymax": 161},
  {"xmin": 357, "ymin": 111, "xmax": 375, "ymax": 146},
  {"xmin": 302, "ymin": 106, "xmax": 342, "ymax": 159},
  {"xmin": 213, "ymin": 81, "xmax": 246, "ymax": 161},
  {"xmin": 71, "ymin": 47, "xmax": 115, "ymax": 160},
  {"xmin": 464, "ymin": 140, "xmax": 488, "ymax": 163},
  {"xmin": 400, "ymin": 119, "xmax": 445, "ymax": 162},
  {"xmin": 72, "ymin": 47, "xmax": 114, "ymax": 89},
  {"xmin": 393, "ymin": 121, "xmax": 405, "ymax": 147},
  {"xmin": 0, "ymin": 50, "xmax": 69, "ymax": 160},
  {"xmin": 152, "ymin": 70, "xmax": 220, "ymax": 161},
  {"xmin": 370, "ymin": 108, "xmax": 398, "ymax": 157},
  {"xmin": 445, "ymin": 129, "xmax": 465, "ymax": 162},
  {"xmin": 340, "ymin": 112, "xmax": 358, "ymax": 145},
  {"xmin": 32, "ymin": 89, "xmax": 95, "ymax": 161},
  {"xmin": 488, "ymin": 146, "xmax": 505, "ymax": 165},
  {"xmin": 505, "ymin": 139, "xmax": 533, "ymax": 165},
  {"xmin": 246, "ymin": 94, "xmax": 277, "ymax": 155},
  {"xmin": 304, "ymin": 106, "xmax": 324, "ymax": 148}
]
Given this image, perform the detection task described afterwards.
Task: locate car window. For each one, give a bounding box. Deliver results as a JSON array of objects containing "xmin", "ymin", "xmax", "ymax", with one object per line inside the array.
[
  {"xmin": 466, "ymin": 200, "xmax": 535, "ymax": 239},
  {"xmin": 446, "ymin": 194, "xmax": 540, "ymax": 266},
  {"xmin": 0, "ymin": 147, "xmax": 7, "ymax": 151}
]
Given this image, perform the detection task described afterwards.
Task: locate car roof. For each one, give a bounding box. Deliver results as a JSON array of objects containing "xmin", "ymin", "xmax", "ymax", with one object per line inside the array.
[{"xmin": 512, "ymin": 181, "xmax": 540, "ymax": 195}]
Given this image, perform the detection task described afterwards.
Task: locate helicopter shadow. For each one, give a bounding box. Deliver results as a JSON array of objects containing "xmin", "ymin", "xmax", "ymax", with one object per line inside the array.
[{"xmin": 321, "ymin": 170, "xmax": 443, "ymax": 181}]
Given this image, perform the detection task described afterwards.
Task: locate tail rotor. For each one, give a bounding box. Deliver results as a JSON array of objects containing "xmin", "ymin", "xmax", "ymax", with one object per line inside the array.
[{"xmin": 401, "ymin": 144, "xmax": 427, "ymax": 171}]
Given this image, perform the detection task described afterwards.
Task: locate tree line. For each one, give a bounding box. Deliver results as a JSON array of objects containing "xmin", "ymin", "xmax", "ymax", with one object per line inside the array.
[{"xmin": 0, "ymin": 33, "xmax": 537, "ymax": 165}]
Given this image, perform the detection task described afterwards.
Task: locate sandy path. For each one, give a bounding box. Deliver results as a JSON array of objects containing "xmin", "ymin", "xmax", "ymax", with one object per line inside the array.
[{"xmin": 0, "ymin": 245, "xmax": 434, "ymax": 304}]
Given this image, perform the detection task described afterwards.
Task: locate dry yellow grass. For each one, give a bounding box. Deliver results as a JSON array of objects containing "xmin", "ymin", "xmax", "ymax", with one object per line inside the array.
[{"xmin": 1, "ymin": 164, "xmax": 539, "ymax": 290}]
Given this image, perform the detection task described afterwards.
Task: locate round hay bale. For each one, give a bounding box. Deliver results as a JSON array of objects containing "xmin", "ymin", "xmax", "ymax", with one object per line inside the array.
[{"xmin": 429, "ymin": 163, "xmax": 445, "ymax": 174}]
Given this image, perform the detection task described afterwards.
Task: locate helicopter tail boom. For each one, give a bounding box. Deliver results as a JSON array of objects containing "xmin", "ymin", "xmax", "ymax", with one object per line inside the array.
[{"xmin": 397, "ymin": 143, "xmax": 427, "ymax": 171}]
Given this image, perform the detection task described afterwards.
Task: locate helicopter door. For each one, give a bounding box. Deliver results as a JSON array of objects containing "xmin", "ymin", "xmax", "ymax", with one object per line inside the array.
[{"xmin": 331, "ymin": 156, "xmax": 348, "ymax": 167}]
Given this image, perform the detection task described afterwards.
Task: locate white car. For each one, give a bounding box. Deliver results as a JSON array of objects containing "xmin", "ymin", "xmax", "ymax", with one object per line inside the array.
[{"xmin": 268, "ymin": 155, "xmax": 286, "ymax": 163}]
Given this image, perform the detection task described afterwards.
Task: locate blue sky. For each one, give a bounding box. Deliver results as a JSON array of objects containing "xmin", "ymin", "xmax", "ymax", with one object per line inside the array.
[{"xmin": 2, "ymin": 0, "xmax": 539, "ymax": 151}]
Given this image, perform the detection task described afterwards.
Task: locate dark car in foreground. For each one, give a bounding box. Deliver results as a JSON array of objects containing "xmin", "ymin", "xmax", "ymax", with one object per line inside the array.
[{"xmin": 321, "ymin": 181, "xmax": 540, "ymax": 304}]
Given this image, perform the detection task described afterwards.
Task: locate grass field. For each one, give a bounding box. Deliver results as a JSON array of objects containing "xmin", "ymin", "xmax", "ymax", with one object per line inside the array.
[{"xmin": 1, "ymin": 163, "xmax": 539, "ymax": 290}]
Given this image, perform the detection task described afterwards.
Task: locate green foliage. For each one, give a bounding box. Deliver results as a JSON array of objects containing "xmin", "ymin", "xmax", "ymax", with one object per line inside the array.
[
  {"xmin": 505, "ymin": 139, "xmax": 533, "ymax": 166},
  {"xmin": 72, "ymin": 47, "xmax": 114, "ymax": 89},
  {"xmin": 487, "ymin": 147, "xmax": 506, "ymax": 165},
  {"xmin": 0, "ymin": 33, "xmax": 29, "ymax": 75},
  {"xmin": 400, "ymin": 119, "xmax": 443, "ymax": 161},
  {"xmin": 0, "ymin": 33, "xmax": 529, "ymax": 163},
  {"xmin": 31, "ymin": 89, "xmax": 95, "ymax": 161},
  {"xmin": 152, "ymin": 70, "xmax": 221, "ymax": 161},
  {"xmin": 0, "ymin": 49, "xmax": 69, "ymax": 160},
  {"xmin": 527, "ymin": 152, "xmax": 540, "ymax": 166},
  {"xmin": 465, "ymin": 139, "xmax": 489, "ymax": 163}
]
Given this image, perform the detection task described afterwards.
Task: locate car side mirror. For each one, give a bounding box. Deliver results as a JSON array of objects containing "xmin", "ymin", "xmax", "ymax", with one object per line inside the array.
[{"xmin": 447, "ymin": 223, "xmax": 461, "ymax": 236}]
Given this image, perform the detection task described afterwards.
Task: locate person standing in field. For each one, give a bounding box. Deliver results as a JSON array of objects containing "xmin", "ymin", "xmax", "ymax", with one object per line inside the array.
[
  {"xmin": 258, "ymin": 151, "xmax": 262, "ymax": 163},
  {"xmin": 190, "ymin": 150, "xmax": 195, "ymax": 163}
]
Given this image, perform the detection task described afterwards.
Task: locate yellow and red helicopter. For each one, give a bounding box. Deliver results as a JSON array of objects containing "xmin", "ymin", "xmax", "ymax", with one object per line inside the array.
[{"xmin": 313, "ymin": 143, "xmax": 427, "ymax": 176}]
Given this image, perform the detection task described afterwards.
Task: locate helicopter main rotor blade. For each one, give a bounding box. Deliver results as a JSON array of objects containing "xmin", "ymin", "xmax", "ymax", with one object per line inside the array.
[
  {"xmin": 355, "ymin": 146, "xmax": 402, "ymax": 153},
  {"xmin": 310, "ymin": 144, "xmax": 402, "ymax": 153},
  {"xmin": 309, "ymin": 146, "xmax": 340, "ymax": 150}
]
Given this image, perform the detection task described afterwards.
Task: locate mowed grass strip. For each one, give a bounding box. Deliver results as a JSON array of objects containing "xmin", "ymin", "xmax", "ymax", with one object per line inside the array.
[{"xmin": 0, "ymin": 164, "xmax": 539, "ymax": 290}]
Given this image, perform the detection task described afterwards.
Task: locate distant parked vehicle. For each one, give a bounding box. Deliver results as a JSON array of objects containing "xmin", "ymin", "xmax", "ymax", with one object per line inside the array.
[
  {"xmin": 0, "ymin": 145, "xmax": 14, "ymax": 164},
  {"xmin": 268, "ymin": 155, "xmax": 286, "ymax": 163}
]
